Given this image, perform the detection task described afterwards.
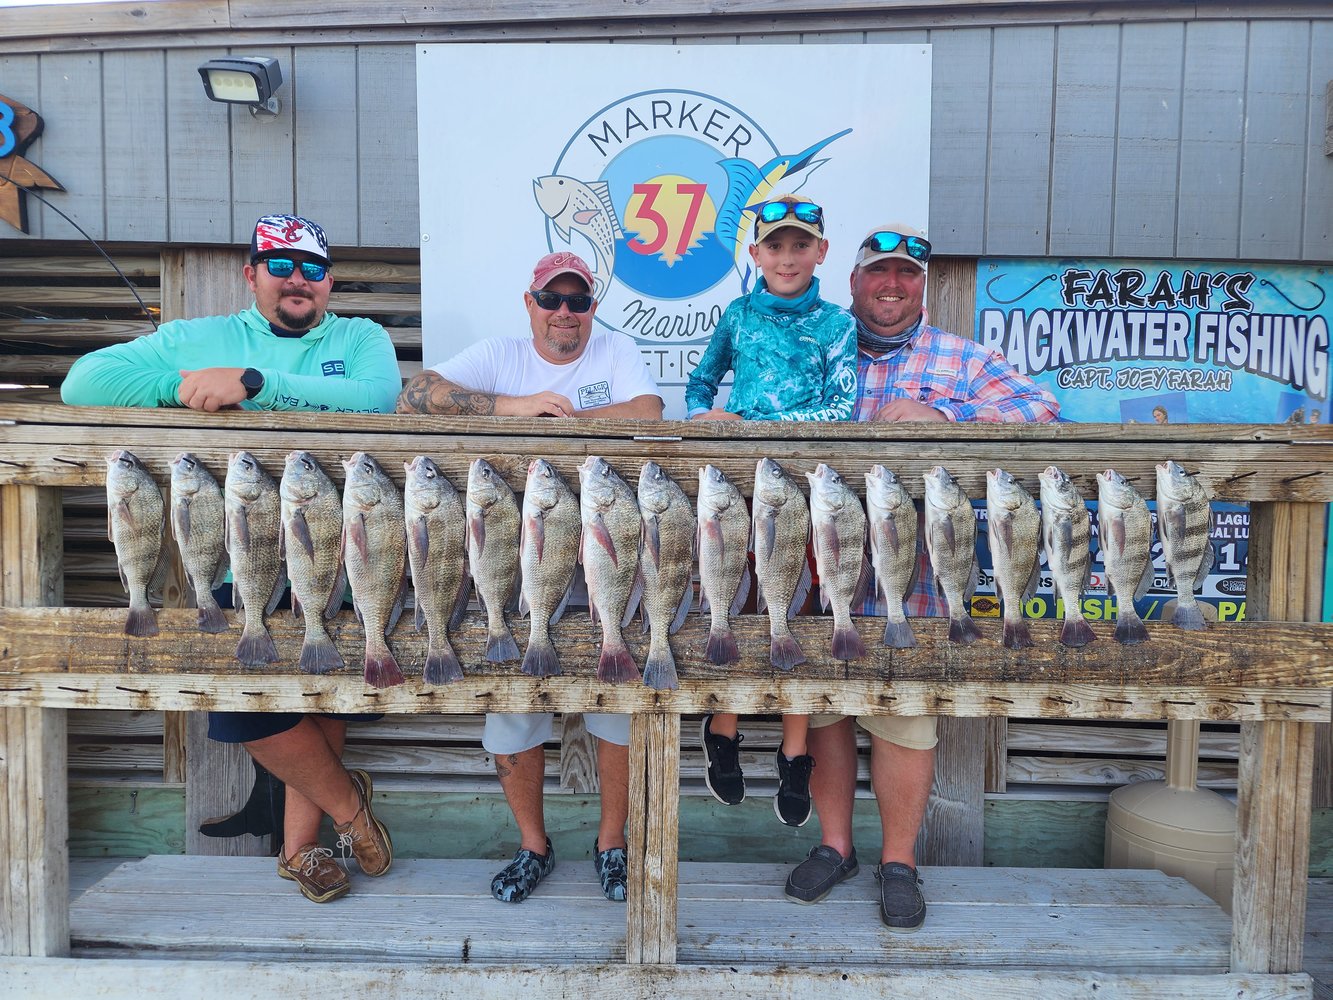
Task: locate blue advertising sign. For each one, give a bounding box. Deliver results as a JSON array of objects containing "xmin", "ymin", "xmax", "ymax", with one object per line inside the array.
[{"xmin": 969, "ymin": 258, "xmax": 1330, "ymax": 624}]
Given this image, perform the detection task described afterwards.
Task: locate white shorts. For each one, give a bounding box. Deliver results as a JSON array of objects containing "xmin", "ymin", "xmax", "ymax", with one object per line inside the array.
[{"xmin": 482, "ymin": 712, "xmax": 631, "ymax": 755}]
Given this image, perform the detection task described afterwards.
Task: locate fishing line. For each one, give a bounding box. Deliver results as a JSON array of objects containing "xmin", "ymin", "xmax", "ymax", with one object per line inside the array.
[
  {"xmin": 1258, "ymin": 278, "xmax": 1325, "ymax": 312},
  {"xmin": 0, "ymin": 170, "xmax": 158, "ymax": 329},
  {"xmin": 984, "ymin": 272, "xmax": 1056, "ymax": 305}
]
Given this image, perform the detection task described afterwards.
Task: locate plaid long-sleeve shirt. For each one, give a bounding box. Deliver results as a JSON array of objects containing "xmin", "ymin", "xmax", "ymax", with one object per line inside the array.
[{"xmin": 855, "ymin": 321, "xmax": 1060, "ymax": 617}]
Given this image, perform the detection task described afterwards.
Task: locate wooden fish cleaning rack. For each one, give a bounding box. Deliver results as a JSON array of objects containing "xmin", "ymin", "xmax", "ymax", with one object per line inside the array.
[{"xmin": 1, "ymin": 404, "xmax": 1330, "ymax": 998}]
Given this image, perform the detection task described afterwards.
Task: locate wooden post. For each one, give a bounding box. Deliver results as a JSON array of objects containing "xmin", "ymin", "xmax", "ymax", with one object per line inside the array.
[
  {"xmin": 559, "ymin": 713, "xmax": 599, "ymax": 793},
  {"xmin": 0, "ymin": 485, "xmax": 68, "ymax": 957},
  {"xmin": 922, "ymin": 717, "xmax": 986, "ymax": 865},
  {"xmin": 626, "ymin": 712, "xmax": 679, "ymax": 964},
  {"xmin": 161, "ymin": 248, "xmax": 269, "ymax": 857},
  {"xmin": 1231, "ymin": 720, "xmax": 1315, "ymax": 973},
  {"xmin": 1233, "ymin": 500, "xmax": 1321, "ymax": 972}
]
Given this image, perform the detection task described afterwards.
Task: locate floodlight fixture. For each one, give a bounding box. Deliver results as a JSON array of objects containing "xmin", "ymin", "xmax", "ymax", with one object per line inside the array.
[{"xmin": 198, "ymin": 57, "xmax": 284, "ymax": 119}]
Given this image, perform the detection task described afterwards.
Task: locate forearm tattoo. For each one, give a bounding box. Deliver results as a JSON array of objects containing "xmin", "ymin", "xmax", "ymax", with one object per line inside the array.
[{"xmin": 397, "ymin": 371, "xmax": 497, "ymax": 415}]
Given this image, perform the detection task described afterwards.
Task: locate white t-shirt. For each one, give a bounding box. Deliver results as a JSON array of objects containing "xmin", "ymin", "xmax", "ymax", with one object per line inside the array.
[{"xmin": 431, "ymin": 331, "xmax": 660, "ymax": 411}]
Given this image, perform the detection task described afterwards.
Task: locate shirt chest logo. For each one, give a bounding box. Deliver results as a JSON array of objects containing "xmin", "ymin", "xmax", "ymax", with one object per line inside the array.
[
  {"xmin": 578, "ymin": 380, "xmax": 611, "ymax": 409},
  {"xmin": 321, "ymin": 360, "xmax": 346, "ymax": 376}
]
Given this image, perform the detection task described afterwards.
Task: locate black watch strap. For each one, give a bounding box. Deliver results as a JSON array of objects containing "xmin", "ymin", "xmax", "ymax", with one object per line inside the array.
[{"xmin": 241, "ymin": 367, "xmax": 264, "ymax": 400}]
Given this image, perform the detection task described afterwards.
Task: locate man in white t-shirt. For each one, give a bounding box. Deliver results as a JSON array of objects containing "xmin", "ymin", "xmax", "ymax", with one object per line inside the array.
[{"xmin": 397, "ymin": 251, "xmax": 663, "ymax": 905}]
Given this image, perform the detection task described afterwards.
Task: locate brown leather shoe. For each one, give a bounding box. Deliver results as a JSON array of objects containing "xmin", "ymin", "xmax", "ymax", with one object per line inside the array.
[
  {"xmin": 334, "ymin": 768, "xmax": 393, "ymax": 877},
  {"xmin": 277, "ymin": 843, "xmax": 349, "ymax": 903}
]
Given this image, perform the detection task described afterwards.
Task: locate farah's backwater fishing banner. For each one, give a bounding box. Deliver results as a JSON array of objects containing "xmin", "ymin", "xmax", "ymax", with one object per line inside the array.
[
  {"xmin": 416, "ymin": 43, "xmax": 931, "ymax": 419},
  {"xmin": 971, "ymin": 258, "xmax": 1331, "ymax": 625}
]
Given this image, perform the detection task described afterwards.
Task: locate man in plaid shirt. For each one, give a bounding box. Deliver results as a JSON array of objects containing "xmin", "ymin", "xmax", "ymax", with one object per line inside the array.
[{"xmin": 785, "ymin": 223, "xmax": 1059, "ymax": 931}]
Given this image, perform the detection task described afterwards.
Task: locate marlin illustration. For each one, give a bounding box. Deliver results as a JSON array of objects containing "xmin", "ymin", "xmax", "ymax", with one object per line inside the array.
[
  {"xmin": 533, "ymin": 175, "xmax": 624, "ymax": 300},
  {"xmin": 713, "ymin": 128, "xmax": 853, "ymax": 291}
]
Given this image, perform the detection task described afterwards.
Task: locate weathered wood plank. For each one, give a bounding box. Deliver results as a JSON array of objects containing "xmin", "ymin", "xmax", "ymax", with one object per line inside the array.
[
  {"xmin": 102, "ymin": 51, "xmax": 169, "ymax": 243},
  {"xmin": 560, "ymin": 713, "xmax": 598, "ymax": 793},
  {"xmin": 986, "ymin": 26, "xmax": 1054, "ymax": 254},
  {"xmin": 1007, "ymin": 754, "xmax": 1236, "ymax": 789},
  {"xmin": 292, "ymin": 46, "xmax": 360, "ymax": 241},
  {"xmin": 1233, "ymin": 721, "xmax": 1316, "ymax": 974},
  {"xmin": 1006, "ymin": 721, "xmax": 1239, "ymax": 758},
  {"xmin": 0, "ymin": 959, "xmax": 1315, "ymax": 1000},
  {"xmin": 0, "ymin": 257, "xmax": 159, "ymax": 278},
  {"xmin": 985, "ymin": 716, "xmax": 1007, "ymax": 794},
  {"xmin": 925, "ymin": 717, "xmax": 984, "ymax": 865}
]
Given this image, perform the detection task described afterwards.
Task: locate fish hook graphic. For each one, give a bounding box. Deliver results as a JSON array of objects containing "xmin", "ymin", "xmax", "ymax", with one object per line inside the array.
[
  {"xmin": 1259, "ymin": 278, "xmax": 1326, "ymax": 312},
  {"xmin": 985, "ymin": 272, "xmax": 1057, "ymax": 305}
]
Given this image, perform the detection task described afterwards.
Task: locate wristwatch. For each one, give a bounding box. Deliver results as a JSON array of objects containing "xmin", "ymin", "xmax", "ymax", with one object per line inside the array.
[{"xmin": 240, "ymin": 367, "xmax": 264, "ymax": 400}]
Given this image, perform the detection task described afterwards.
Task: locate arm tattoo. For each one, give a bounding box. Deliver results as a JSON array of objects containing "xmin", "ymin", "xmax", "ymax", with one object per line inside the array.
[{"xmin": 396, "ymin": 371, "xmax": 497, "ymax": 415}]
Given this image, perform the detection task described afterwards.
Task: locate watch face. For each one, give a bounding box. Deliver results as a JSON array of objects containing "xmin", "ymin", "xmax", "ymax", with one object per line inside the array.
[{"xmin": 242, "ymin": 369, "xmax": 263, "ymax": 395}]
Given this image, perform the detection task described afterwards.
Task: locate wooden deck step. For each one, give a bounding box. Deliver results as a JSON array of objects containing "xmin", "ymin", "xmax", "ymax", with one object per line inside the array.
[{"xmin": 69, "ymin": 857, "xmax": 1231, "ymax": 973}]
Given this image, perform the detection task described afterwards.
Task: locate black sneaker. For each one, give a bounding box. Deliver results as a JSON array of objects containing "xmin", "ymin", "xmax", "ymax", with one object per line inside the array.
[
  {"xmin": 490, "ymin": 837, "xmax": 554, "ymax": 903},
  {"xmin": 774, "ymin": 751, "xmax": 814, "ymax": 827},
  {"xmin": 784, "ymin": 844, "xmax": 859, "ymax": 903},
  {"xmin": 593, "ymin": 839, "xmax": 627, "ymax": 902},
  {"xmin": 875, "ymin": 861, "xmax": 926, "ymax": 932},
  {"xmin": 700, "ymin": 715, "xmax": 745, "ymax": 805}
]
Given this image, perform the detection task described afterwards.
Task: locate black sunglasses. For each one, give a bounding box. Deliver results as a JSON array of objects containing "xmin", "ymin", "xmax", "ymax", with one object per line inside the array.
[
  {"xmin": 263, "ymin": 257, "xmax": 329, "ymax": 282},
  {"xmin": 529, "ymin": 289, "xmax": 594, "ymax": 313},
  {"xmin": 754, "ymin": 200, "xmax": 824, "ymax": 237},
  {"xmin": 860, "ymin": 231, "xmax": 932, "ymax": 263}
]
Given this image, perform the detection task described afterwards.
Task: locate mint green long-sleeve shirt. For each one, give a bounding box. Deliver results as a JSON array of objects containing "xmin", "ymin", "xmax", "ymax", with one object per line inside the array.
[{"xmin": 60, "ymin": 305, "xmax": 401, "ymax": 413}]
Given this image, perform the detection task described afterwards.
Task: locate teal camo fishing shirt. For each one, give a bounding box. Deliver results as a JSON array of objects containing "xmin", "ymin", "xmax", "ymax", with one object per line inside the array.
[{"xmin": 684, "ymin": 276, "xmax": 858, "ymax": 422}]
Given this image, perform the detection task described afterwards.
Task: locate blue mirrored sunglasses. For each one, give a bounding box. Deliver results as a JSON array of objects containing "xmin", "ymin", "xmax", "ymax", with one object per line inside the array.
[
  {"xmin": 530, "ymin": 289, "xmax": 594, "ymax": 313},
  {"xmin": 860, "ymin": 231, "xmax": 931, "ymax": 263},
  {"xmin": 754, "ymin": 201, "xmax": 824, "ymax": 237},
  {"xmin": 264, "ymin": 257, "xmax": 329, "ymax": 282}
]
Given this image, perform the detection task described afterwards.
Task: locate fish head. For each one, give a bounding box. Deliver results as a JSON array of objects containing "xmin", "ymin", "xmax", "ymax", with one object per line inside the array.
[
  {"xmin": 578, "ymin": 455, "xmax": 622, "ymax": 510},
  {"xmin": 754, "ymin": 457, "xmax": 798, "ymax": 507},
  {"xmin": 697, "ymin": 464, "xmax": 737, "ymax": 514},
  {"xmin": 985, "ymin": 468, "xmax": 1024, "ymax": 511},
  {"xmin": 1038, "ymin": 465, "xmax": 1081, "ymax": 510},
  {"xmin": 637, "ymin": 461, "xmax": 674, "ymax": 515},
  {"xmin": 524, "ymin": 458, "xmax": 567, "ymax": 512},
  {"xmin": 806, "ymin": 463, "xmax": 849, "ymax": 510},
  {"xmin": 917, "ymin": 464, "xmax": 959, "ymax": 509},
  {"xmin": 865, "ymin": 465, "xmax": 910, "ymax": 513},
  {"xmin": 1155, "ymin": 459, "xmax": 1203, "ymax": 503},
  {"xmin": 106, "ymin": 449, "xmax": 153, "ymax": 498},
  {"xmin": 280, "ymin": 450, "xmax": 329, "ymax": 503},
  {"xmin": 168, "ymin": 452, "xmax": 208, "ymax": 494},
  {"xmin": 225, "ymin": 450, "xmax": 271, "ymax": 497},
  {"xmin": 467, "ymin": 458, "xmax": 505, "ymax": 509},
  {"xmin": 342, "ymin": 451, "xmax": 389, "ymax": 509},
  {"xmin": 533, "ymin": 175, "xmax": 574, "ymax": 222}
]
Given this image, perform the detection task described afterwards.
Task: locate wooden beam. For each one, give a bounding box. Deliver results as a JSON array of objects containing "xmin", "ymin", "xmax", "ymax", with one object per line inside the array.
[
  {"xmin": 627, "ymin": 712, "xmax": 680, "ymax": 964},
  {"xmin": 1232, "ymin": 720, "xmax": 1316, "ymax": 974},
  {"xmin": 923, "ymin": 718, "xmax": 985, "ymax": 865},
  {"xmin": 0, "ymin": 485, "xmax": 67, "ymax": 958},
  {"xmin": 0, "ymin": 957, "xmax": 1317, "ymax": 998},
  {"xmin": 560, "ymin": 713, "xmax": 598, "ymax": 794}
]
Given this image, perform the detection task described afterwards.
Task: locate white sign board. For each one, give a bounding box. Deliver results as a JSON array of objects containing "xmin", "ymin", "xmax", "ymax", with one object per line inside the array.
[{"xmin": 418, "ymin": 43, "xmax": 932, "ymax": 418}]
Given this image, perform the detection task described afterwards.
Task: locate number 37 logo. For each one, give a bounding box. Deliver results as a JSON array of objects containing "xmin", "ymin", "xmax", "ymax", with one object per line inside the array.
[{"xmin": 625, "ymin": 181, "xmax": 712, "ymax": 265}]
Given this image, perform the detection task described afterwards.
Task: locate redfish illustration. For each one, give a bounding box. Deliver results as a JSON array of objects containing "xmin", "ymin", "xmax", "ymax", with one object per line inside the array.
[{"xmin": 533, "ymin": 174, "xmax": 623, "ymax": 299}]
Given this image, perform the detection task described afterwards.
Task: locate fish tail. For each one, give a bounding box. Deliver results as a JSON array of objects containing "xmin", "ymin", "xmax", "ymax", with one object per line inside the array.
[
  {"xmin": 1059, "ymin": 615, "xmax": 1097, "ymax": 648},
  {"xmin": 520, "ymin": 635, "xmax": 562, "ymax": 678},
  {"xmin": 642, "ymin": 640, "xmax": 679, "ymax": 691},
  {"xmin": 298, "ymin": 632, "xmax": 344, "ymax": 675},
  {"xmin": 881, "ymin": 616, "xmax": 917, "ymax": 650},
  {"xmin": 125, "ymin": 597, "xmax": 159, "ymax": 638},
  {"xmin": 235, "ymin": 624, "xmax": 278, "ymax": 665},
  {"xmin": 423, "ymin": 643, "xmax": 465, "ymax": 685},
  {"xmin": 597, "ymin": 640, "xmax": 641, "ymax": 685},
  {"xmin": 1002, "ymin": 617, "xmax": 1033, "ymax": 650},
  {"xmin": 486, "ymin": 627, "xmax": 521, "ymax": 663},
  {"xmin": 1171, "ymin": 601, "xmax": 1207, "ymax": 631},
  {"xmin": 1113, "ymin": 610, "xmax": 1150, "ymax": 645},
  {"xmin": 831, "ymin": 620, "xmax": 865, "ymax": 661},
  {"xmin": 195, "ymin": 597, "xmax": 229, "ymax": 634},
  {"xmin": 706, "ymin": 626, "xmax": 739, "ymax": 665},
  {"xmin": 363, "ymin": 641, "xmax": 406, "ymax": 689},
  {"xmin": 947, "ymin": 614, "xmax": 983, "ymax": 646},
  {"xmin": 770, "ymin": 632, "xmax": 806, "ymax": 671}
]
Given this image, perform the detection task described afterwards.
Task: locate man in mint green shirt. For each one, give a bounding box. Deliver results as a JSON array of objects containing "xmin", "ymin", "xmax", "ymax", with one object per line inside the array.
[{"xmin": 62, "ymin": 214, "xmax": 400, "ymax": 905}]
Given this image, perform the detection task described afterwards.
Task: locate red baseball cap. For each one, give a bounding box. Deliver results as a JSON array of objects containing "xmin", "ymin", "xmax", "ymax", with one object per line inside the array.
[{"xmin": 531, "ymin": 251, "xmax": 594, "ymax": 294}]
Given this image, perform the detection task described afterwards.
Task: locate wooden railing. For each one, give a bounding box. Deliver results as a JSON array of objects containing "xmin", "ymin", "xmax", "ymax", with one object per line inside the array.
[{"xmin": 0, "ymin": 406, "xmax": 1330, "ymax": 988}]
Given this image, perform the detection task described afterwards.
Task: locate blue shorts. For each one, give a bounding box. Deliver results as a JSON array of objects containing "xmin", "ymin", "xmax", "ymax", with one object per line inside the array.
[{"xmin": 207, "ymin": 712, "xmax": 383, "ymax": 744}]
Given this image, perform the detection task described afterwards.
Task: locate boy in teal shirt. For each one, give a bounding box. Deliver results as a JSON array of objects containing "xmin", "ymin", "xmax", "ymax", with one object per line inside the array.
[{"xmin": 686, "ymin": 194, "xmax": 856, "ymax": 827}]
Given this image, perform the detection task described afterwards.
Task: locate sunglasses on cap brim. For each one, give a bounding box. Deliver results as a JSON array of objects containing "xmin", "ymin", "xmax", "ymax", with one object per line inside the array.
[
  {"xmin": 859, "ymin": 231, "xmax": 932, "ymax": 263},
  {"xmin": 262, "ymin": 257, "xmax": 329, "ymax": 282},
  {"xmin": 529, "ymin": 289, "xmax": 594, "ymax": 313},
  {"xmin": 753, "ymin": 201, "xmax": 824, "ymax": 237}
]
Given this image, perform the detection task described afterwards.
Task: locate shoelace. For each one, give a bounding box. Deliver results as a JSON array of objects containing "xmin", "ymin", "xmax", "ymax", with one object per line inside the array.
[
  {"xmin": 714, "ymin": 731, "xmax": 743, "ymax": 775},
  {"xmin": 786, "ymin": 756, "xmax": 814, "ymax": 795},
  {"xmin": 335, "ymin": 813, "xmax": 364, "ymax": 865},
  {"xmin": 293, "ymin": 845, "xmax": 337, "ymax": 876}
]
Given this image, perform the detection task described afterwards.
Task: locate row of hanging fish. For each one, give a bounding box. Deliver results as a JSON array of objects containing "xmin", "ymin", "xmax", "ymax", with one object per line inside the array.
[{"xmin": 104, "ymin": 450, "xmax": 1214, "ymax": 691}]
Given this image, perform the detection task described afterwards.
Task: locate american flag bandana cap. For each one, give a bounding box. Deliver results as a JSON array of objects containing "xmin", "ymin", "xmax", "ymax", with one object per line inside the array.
[{"xmin": 250, "ymin": 214, "xmax": 331, "ymax": 266}]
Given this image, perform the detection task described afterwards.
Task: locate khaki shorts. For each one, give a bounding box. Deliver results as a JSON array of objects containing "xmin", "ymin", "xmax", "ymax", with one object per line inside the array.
[{"xmin": 808, "ymin": 713, "xmax": 938, "ymax": 751}]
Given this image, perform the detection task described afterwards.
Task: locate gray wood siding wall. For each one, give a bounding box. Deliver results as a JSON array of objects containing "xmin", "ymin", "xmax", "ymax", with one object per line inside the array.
[{"xmin": 1, "ymin": 16, "xmax": 1329, "ymax": 263}]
